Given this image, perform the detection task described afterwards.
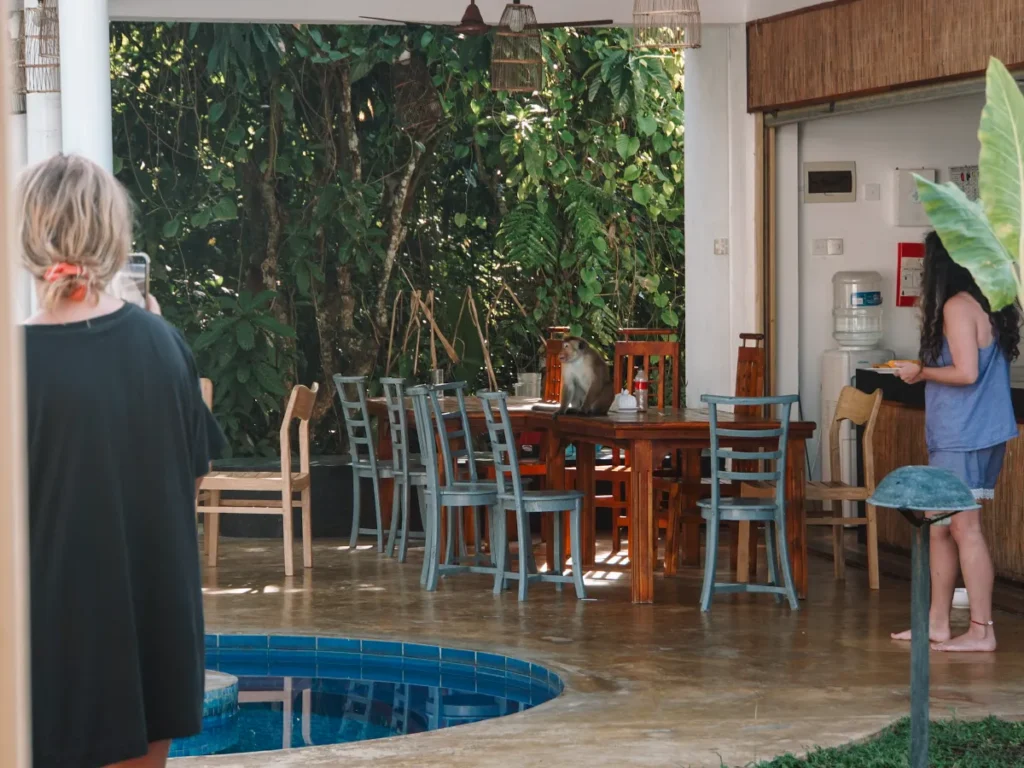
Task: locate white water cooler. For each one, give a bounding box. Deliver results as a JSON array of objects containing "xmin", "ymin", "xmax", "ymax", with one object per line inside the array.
[{"xmin": 820, "ymin": 272, "xmax": 893, "ymax": 518}]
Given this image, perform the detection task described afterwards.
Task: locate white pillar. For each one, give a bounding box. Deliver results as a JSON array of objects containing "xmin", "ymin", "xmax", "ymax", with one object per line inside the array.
[
  {"xmin": 58, "ymin": 0, "xmax": 112, "ymax": 171},
  {"xmin": 8, "ymin": 112, "xmax": 34, "ymax": 321}
]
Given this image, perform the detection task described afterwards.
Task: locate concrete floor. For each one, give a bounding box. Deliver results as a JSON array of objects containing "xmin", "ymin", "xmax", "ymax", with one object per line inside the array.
[{"xmin": 182, "ymin": 537, "xmax": 1024, "ymax": 767}]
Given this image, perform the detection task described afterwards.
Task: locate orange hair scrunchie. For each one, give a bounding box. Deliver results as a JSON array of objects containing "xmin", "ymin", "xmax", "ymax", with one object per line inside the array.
[{"xmin": 43, "ymin": 263, "xmax": 89, "ymax": 302}]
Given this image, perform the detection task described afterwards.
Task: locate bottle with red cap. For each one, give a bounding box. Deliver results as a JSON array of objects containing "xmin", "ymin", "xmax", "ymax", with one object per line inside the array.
[{"xmin": 634, "ymin": 368, "xmax": 649, "ymax": 412}]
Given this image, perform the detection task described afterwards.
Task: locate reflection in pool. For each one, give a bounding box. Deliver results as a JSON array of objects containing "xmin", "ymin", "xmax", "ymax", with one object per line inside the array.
[{"xmin": 170, "ymin": 635, "xmax": 562, "ymax": 758}]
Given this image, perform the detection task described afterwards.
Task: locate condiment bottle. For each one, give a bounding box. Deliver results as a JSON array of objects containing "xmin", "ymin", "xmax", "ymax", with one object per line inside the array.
[{"xmin": 634, "ymin": 368, "xmax": 649, "ymax": 412}]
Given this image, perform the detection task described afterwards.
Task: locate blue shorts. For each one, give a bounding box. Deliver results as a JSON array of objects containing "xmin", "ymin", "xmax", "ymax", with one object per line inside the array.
[{"xmin": 928, "ymin": 445, "xmax": 1006, "ymax": 524}]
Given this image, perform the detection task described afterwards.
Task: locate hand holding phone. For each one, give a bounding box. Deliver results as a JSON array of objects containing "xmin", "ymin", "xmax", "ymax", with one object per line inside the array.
[{"xmin": 112, "ymin": 253, "xmax": 151, "ymax": 308}]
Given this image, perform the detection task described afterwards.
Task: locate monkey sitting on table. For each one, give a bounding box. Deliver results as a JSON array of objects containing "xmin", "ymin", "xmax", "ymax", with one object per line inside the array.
[{"xmin": 557, "ymin": 337, "xmax": 615, "ymax": 416}]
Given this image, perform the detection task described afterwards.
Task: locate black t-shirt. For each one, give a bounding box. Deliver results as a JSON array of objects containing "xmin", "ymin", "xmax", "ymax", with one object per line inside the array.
[{"xmin": 25, "ymin": 303, "xmax": 224, "ymax": 767}]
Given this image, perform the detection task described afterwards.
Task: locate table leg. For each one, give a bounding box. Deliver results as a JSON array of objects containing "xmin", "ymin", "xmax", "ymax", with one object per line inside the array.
[
  {"xmin": 576, "ymin": 442, "xmax": 596, "ymax": 567},
  {"xmin": 629, "ymin": 439, "xmax": 655, "ymax": 604},
  {"xmin": 785, "ymin": 436, "xmax": 808, "ymax": 599},
  {"xmin": 544, "ymin": 430, "xmax": 567, "ymax": 571},
  {"xmin": 377, "ymin": 417, "xmax": 394, "ymax": 532},
  {"xmin": 679, "ymin": 449, "xmax": 702, "ymax": 567}
]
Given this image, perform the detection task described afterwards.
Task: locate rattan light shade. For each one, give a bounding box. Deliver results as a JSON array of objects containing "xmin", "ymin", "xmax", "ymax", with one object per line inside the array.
[
  {"xmin": 633, "ymin": 0, "xmax": 701, "ymax": 50},
  {"xmin": 9, "ymin": 10, "xmax": 26, "ymax": 114},
  {"xmin": 25, "ymin": 1, "xmax": 59, "ymax": 94},
  {"xmin": 490, "ymin": 2, "xmax": 543, "ymax": 93}
]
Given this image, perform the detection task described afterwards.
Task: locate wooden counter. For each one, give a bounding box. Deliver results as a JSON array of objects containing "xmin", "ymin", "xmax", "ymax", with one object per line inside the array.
[{"xmin": 857, "ymin": 369, "xmax": 1024, "ymax": 583}]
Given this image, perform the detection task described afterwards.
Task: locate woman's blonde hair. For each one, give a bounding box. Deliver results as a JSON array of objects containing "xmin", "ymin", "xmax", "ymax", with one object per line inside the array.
[{"xmin": 17, "ymin": 154, "xmax": 133, "ymax": 309}]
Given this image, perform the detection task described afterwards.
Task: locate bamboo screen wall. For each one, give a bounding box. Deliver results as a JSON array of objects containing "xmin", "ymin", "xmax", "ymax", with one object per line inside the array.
[{"xmin": 747, "ymin": 0, "xmax": 1024, "ymax": 112}]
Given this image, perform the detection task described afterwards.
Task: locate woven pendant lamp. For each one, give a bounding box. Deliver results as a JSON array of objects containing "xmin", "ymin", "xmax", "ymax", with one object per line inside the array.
[
  {"xmin": 490, "ymin": 0, "xmax": 543, "ymax": 93},
  {"xmin": 633, "ymin": 0, "xmax": 702, "ymax": 50}
]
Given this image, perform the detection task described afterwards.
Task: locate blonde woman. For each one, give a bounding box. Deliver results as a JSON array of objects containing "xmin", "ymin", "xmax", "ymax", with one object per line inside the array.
[{"xmin": 20, "ymin": 154, "xmax": 223, "ymax": 768}]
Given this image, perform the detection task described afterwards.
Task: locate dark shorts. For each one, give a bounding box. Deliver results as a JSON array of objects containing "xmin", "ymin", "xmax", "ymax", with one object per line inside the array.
[{"xmin": 928, "ymin": 445, "xmax": 1006, "ymax": 524}]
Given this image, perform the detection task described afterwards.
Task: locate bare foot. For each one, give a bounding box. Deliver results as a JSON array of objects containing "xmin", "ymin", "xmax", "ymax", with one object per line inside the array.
[
  {"xmin": 891, "ymin": 625, "xmax": 951, "ymax": 643},
  {"xmin": 932, "ymin": 624, "xmax": 997, "ymax": 653}
]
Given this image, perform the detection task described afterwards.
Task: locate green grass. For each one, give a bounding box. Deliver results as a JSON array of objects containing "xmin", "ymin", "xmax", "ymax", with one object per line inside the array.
[{"xmin": 752, "ymin": 718, "xmax": 1024, "ymax": 767}]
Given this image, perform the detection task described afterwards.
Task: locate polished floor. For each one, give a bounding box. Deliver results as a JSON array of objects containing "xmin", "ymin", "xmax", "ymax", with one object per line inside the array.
[{"xmin": 180, "ymin": 536, "xmax": 1024, "ymax": 767}]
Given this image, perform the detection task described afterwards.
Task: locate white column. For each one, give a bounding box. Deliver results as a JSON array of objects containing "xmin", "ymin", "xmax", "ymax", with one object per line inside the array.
[
  {"xmin": 58, "ymin": 0, "xmax": 112, "ymax": 171},
  {"xmin": 8, "ymin": 112, "xmax": 34, "ymax": 321}
]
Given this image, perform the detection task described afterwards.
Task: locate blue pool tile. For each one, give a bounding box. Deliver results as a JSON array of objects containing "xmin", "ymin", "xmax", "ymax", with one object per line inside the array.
[
  {"xmin": 269, "ymin": 635, "xmax": 316, "ymax": 651},
  {"xmin": 402, "ymin": 658, "xmax": 440, "ymax": 673},
  {"xmin": 530, "ymin": 663, "xmax": 548, "ymax": 683},
  {"xmin": 403, "ymin": 643, "xmax": 440, "ymax": 660},
  {"xmin": 506, "ymin": 657, "xmax": 531, "ymax": 677},
  {"xmin": 219, "ymin": 635, "xmax": 269, "ymax": 649},
  {"xmin": 404, "ymin": 667, "xmax": 442, "ymax": 687},
  {"xmin": 362, "ymin": 640, "xmax": 402, "ymax": 657},
  {"xmin": 204, "ymin": 635, "xmax": 218, "ymax": 649},
  {"xmin": 506, "ymin": 671, "xmax": 532, "ymax": 688},
  {"xmin": 268, "ymin": 649, "xmax": 316, "ymax": 664},
  {"xmin": 268, "ymin": 661, "xmax": 317, "ymax": 678},
  {"xmin": 476, "ymin": 652, "xmax": 506, "ymax": 671},
  {"xmin": 440, "ymin": 661, "xmax": 475, "ymax": 677},
  {"xmin": 440, "ymin": 647, "xmax": 475, "ymax": 665},
  {"xmin": 363, "ymin": 663, "xmax": 403, "ymax": 683},
  {"xmin": 505, "ymin": 683, "xmax": 534, "ymax": 704},
  {"xmin": 216, "ymin": 660, "xmax": 271, "ymax": 678},
  {"xmin": 217, "ymin": 648, "xmax": 269, "ymax": 663},
  {"xmin": 318, "ymin": 678, "xmax": 355, "ymax": 696},
  {"xmin": 477, "ymin": 675, "xmax": 507, "ymax": 698},
  {"xmin": 316, "ymin": 651, "xmax": 361, "ymax": 668},
  {"xmin": 317, "ymin": 637, "xmax": 361, "ymax": 653},
  {"xmin": 441, "ymin": 673, "xmax": 477, "ymax": 692}
]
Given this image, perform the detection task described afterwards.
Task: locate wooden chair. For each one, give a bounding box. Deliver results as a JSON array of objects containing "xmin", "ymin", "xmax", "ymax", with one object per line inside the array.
[
  {"xmin": 198, "ymin": 378, "xmax": 214, "ymax": 551},
  {"xmin": 742, "ymin": 386, "xmax": 883, "ymax": 589},
  {"xmin": 381, "ymin": 377, "xmax": 428, "ymax": 563},
  {"xmin": 480, "ymin": 391, "xmax": 587, "ymax": 602},
  {"xmin": 198, "ymin": 383, "xmax": 318, "ymax": 577},
  {"xmin": 699, "ymin": 394, "xmax": 800, "ymax": 612},
  {"xmin": 588, "ymin": 334, "xmax": 682, "ymax": 562},
  {"xmin": 409, "ymin": 385, "xmax": 499, "ymax": 591},
  {"xmin": 335, "ymin": 375, "xmax": 391, "ymax": 553},
  {"xmin": 543, "ymin": 326, "xmax": 571, "ymax": 403}
]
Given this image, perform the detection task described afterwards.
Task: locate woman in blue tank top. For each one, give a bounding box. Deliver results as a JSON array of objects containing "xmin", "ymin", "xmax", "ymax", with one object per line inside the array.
[{"xmin": 892, "ymin": 232, "xmax": 1019, "ymax": 653}]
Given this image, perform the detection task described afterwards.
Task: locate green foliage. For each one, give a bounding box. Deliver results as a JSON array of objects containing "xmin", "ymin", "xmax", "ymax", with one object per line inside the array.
[
  {"xmin": 111, "ymin": 23, "xmax": 685, "ymax": 454},
  {"xmin": 915, "ymin": 58, "xmax": 1024, "ymax": 312},
  {"xmin": 753, "ymin": 717, "xmax": 1024, "ymax": 767}
]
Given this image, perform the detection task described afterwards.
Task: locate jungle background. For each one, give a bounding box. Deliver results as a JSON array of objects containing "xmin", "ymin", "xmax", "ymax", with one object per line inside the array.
[{"xmin": 111, "ymin": 22, "xmax": 685, "ymax": 455}]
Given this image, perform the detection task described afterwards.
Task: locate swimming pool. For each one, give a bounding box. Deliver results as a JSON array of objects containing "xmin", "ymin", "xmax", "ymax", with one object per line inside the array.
[{"xmin": 171, "ymin": 634, "xmax": 563, "ymax": 758}]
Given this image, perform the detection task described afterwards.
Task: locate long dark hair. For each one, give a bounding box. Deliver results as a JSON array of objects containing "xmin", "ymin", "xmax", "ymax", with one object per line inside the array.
[{"xmin": 919, "ymin": 231, "xmax": 1021, "ymax": 365}]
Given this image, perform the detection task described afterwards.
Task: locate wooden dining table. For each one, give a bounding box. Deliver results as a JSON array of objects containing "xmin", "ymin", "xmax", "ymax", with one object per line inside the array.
[{"xmin": 367, "ymin": 397, "xmax": 816, "ymax": 604}]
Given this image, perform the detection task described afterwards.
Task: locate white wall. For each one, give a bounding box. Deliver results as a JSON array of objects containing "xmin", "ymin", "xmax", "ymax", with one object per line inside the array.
[
  {"xmin": 684, "ymin": 24, "xmax": 758, "ymax": 406},
  {"xmin": 776, "ymin": 93, "xmax": 988, "ymax": 472}
]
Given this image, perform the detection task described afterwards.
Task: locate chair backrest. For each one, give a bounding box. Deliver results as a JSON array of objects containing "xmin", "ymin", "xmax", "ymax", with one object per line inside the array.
[
  {"xmin": 478, "ymin": 391, "xmax": 525, "ymax": 503},
  {"xmin": 333, "ymin": 375, "xmax": 377, "ymax": 469},
  {"xmin": 409, "ymin": 386, "xmax": 442, "ymax": 493},
  {"xmin": 200, "ymin": 378, "xmax": 214, "ymax": 410},
  {"xmin": 381, "ymin": 377, "xmax": 413, "ymax": 479},
  {"xmin": 543, "ymin": 326, "xmax": 571, "ymax": 403},
  {"xmin": 612, "ymin": 339, "xmax": 681, "ymax": 410},
  {"xmin": 702, "ymin": 393, "xmax": 798, "ymax": 512},
  {"xmin": 830, "ymin": 386, "xmax": 883, "ymax": 491},
  {"xmin": 735, "ymin": 333, "xmax": 766, "ymax": 417},
  {"xmin": 426, "ymin": 382, "xmax": 478, "ymax": 483},
  {"xmin": 281, "ymin": 382, "xmax": 319, "ymax": 478}
]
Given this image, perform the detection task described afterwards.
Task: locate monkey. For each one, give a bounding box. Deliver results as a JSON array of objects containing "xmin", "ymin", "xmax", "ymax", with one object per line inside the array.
[{"xmin": 557, "ymin": 337, "xmax": 615, "ymax": 416}]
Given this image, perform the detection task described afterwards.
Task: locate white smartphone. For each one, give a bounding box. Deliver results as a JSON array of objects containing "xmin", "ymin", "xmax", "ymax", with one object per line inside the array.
[{"xmin": 112, "ymin": 253, "xmax": 151, "ymax": 307}]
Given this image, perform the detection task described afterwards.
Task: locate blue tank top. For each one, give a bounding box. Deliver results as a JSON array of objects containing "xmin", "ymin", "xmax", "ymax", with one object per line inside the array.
[{"xmin": 925, "ymin": 339, "xmax": 1018, "ymax": 452}]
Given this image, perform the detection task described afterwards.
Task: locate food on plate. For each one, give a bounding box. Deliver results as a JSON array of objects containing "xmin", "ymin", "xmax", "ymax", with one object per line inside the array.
[{"xmin": 872, "ymin": 359, "xmax": 921, "ymax": 369}]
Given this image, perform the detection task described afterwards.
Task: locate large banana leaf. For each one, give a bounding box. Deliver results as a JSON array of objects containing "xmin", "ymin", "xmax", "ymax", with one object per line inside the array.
[
  {"xmin": 978, "ymin": 57, "xmax": 1024, "ymax": 263},
  {"xmin": 914, "ymin": 175, "xmax": 1019, "ymax": 311}
]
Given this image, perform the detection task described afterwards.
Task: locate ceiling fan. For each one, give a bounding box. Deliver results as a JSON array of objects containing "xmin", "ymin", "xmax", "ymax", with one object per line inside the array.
[{"xmin": 361, "ymin": 0, "xmax": 614, "ymax": 37}]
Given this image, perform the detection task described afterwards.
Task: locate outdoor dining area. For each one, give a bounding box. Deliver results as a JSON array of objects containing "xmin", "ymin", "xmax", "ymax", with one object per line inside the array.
[{"xmin": 189, "ymin": 327, "xmax": 900, "ymax": 610}]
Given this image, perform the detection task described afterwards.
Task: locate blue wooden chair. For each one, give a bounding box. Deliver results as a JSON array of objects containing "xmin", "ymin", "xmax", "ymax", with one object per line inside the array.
[
  {"xmin": 698, "ymin": 394, "xmax": 799, "ymax": 612},
  {"xmin": 478, "ymin": 391, "xmax": 587, "ymax": 602},
  {"xmin": 380, "ymin": 378, "xmax": 428, "ymax": 562},
  {"xmin": 409, "ymin": 386, "xmax": 500, "ymax": 591},
  {"xmin": 334, "ymin": 375, "xmax": 391, "ymax": 553},
  {"xmin": 425, "ymin": 382, "xmax": 490, "ymax": 566}
]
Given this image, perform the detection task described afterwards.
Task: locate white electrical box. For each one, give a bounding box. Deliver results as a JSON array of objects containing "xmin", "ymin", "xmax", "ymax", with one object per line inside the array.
[{"xmin": 803, "ymin": 162, "xmax": 857, "ymax": 203}]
